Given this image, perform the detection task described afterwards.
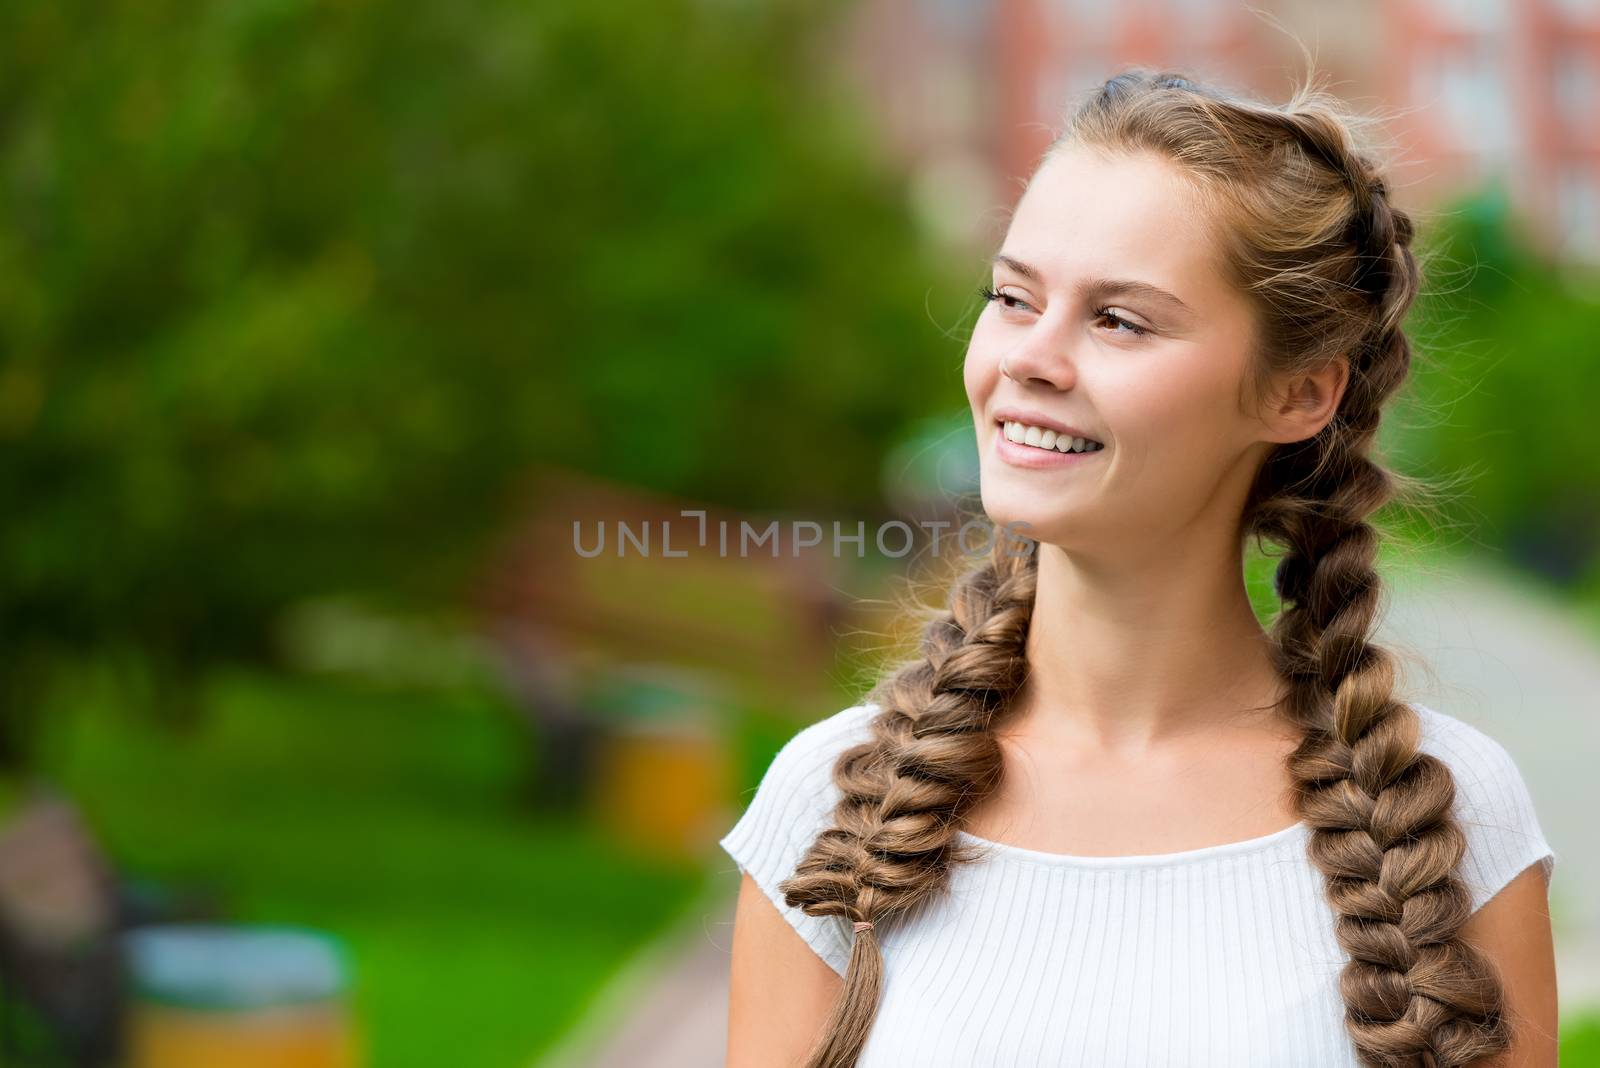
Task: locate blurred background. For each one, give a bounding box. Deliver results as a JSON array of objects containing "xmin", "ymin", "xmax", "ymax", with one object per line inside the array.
[{"xmin": 0, "ymin": 0, "xmax": 1596, "ymax": 1065}]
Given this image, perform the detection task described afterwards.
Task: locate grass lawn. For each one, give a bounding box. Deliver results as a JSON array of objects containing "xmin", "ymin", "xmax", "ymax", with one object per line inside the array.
[
  {"xmin": 1566, "ymin": 1011, "xmax": 1600, "ymax": 1065},
  {"xmin": 32, "ymin": 659, "xmax": 706, "ymax": 1068}
]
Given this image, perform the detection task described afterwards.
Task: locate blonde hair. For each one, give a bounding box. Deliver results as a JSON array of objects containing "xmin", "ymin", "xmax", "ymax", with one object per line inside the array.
[{"xmin": 778, "ymin": 68, "xmax": 1512, "ymax": 1067}]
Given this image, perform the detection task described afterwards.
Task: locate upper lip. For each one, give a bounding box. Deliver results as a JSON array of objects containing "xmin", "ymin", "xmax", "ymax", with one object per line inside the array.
[{"xmin": 992, "ymin": 407, "xmax": 1102, "ymax": 444}]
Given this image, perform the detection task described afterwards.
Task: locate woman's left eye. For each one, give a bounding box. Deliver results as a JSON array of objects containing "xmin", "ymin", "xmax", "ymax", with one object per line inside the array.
[{"xmin": 1094, "ymin": 307, "xmax": 1149, "ymax": 337}]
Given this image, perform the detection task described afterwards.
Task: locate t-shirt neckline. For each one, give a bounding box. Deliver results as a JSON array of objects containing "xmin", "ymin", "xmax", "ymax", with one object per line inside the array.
[{"xmin": 952, "ymin": 819, "xmax": 1311, "ymax": 869}]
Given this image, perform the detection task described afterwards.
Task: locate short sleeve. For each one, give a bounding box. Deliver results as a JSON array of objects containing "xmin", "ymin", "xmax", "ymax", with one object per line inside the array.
[
  {"xmin": 1414, "ymin": 704, "xmax": 1557, "ymax": 914},
  {"xmin": 719, "ymin": 703, "xmax": 878, "ymax": 977}
]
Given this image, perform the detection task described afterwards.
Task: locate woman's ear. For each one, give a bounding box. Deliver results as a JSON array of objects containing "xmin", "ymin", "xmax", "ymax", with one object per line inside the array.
[{"xmin": 1259, "ymin": 356, "xmax": 1351, "ymax": 445}]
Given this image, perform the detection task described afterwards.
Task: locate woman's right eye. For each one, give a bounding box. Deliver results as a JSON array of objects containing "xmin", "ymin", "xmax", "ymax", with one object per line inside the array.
[{"xmin": 978, "ymin": 284, "xmax": 1033, "ymax": 313}]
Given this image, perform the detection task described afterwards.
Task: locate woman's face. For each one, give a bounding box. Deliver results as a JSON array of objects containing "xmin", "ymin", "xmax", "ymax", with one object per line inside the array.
[{"xmin": 964, "ymin": 142, "xmax": 1269, "ymax": 552}]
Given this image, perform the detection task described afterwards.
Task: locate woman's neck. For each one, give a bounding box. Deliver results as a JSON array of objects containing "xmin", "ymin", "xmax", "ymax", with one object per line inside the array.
[{"xmin": 1008, "ymin": 539, "xmax": 1289, "ymax": 756}]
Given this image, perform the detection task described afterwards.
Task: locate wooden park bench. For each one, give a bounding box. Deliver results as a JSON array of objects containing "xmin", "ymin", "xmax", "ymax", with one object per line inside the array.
[{"xmin": 467, "ymin": 465, "xmax": 856, "ymax": 851}]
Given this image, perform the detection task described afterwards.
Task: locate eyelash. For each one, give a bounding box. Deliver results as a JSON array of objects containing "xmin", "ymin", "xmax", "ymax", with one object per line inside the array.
[{"xmin": 977, "ymin": 284, "xmax": 1150, "ymax": 338}]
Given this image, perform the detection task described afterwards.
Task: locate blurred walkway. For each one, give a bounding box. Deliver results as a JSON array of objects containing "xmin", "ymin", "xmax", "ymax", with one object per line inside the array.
[
  {"xmin": 535, "ymin": 876, "xmax": 736, "ymax": 1068},
  {"xmin": 538, "ymin": 552, "xmax": 1600, "ymax": 1067}
]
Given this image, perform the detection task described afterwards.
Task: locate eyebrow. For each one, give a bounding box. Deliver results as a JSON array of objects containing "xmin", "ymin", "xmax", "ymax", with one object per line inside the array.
[{"xmin": 991, "ymin": 253, "xmax": 1196, "ymax": 316}]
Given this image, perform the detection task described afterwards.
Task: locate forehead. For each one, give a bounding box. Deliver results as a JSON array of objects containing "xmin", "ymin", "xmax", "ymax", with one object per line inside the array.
[{"xmin": 1004, "ymin": 143, "xmax": 1222, "ymax": 293}]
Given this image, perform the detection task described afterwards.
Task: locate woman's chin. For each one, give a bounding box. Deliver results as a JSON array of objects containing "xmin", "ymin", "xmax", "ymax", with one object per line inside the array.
[{"xmin": 977, "ymin": 497, "xmax": 1080, "ymax": 549}]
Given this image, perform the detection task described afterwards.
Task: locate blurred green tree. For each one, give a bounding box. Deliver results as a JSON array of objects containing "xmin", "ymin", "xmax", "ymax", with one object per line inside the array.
[
  {"xmin": 1387, "ymin": 184, "xmax": 1600, "ymax": 585},
  {"xmin": 0, "ymin": 0, "xmax": 962, "ymax": 768}
]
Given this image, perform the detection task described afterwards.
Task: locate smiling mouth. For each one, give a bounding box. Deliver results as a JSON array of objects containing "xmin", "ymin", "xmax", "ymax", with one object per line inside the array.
[{"xmin": 997, "ymin": 419, "xmax": 1105, "ymax": 454}]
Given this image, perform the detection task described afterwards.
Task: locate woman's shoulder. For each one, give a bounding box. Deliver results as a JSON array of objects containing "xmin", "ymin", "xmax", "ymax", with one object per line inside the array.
[
  {"xmin": 1411, "ymin": 701, "xmax": 1541, "ymax": 807},
  {"xmin": 770, "ymin": 701, "xmax": 880, "ymax": 771},
  {"xmin": 1410, "ymin": 702, "xmax": 1557, "ymax": 913},
  {"xmin": 718, "ymin": 700, "xmax": 882, "ymax": 976},
  {"xmin": 729, "ymin": 701, "xmax": 880, "ymax": 831}
]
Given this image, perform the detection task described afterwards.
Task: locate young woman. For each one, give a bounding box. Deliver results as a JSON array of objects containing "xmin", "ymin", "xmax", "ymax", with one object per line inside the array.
[{"xmin": 720, "ymin": 69, "xmax": 1559, "ymax": 1068}]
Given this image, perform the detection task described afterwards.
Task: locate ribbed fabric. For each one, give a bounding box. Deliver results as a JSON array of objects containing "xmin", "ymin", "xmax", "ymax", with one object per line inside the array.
[{"xmin": 719, "ymin": 701, "xmax": 1557, "ymax": 1067}]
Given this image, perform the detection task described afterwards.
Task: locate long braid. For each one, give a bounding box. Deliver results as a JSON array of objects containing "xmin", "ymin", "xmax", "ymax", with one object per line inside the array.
[
  {"xmin": 777, "ymin": 536, "xmax": 1035, "ymax": 1068},
  {"xmin": 1244, "ymin": 113, "xmax": 1511, "ymax": 1066},
  {"xmin": 1257, "ymin": 448, "xmax": 1507, "ymax": 1066}
]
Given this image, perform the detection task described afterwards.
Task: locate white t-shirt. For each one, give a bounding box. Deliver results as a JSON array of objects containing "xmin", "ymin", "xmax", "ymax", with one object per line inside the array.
[{"xmin": 719, "ymin": 701, "xmax": 1556, "ymax": 1067}]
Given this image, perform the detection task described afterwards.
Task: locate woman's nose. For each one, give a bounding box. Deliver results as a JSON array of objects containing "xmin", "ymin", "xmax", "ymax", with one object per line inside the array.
[{"xmin": 1001, "ymin": 327, "xmax": 1078, "ymax": 389}]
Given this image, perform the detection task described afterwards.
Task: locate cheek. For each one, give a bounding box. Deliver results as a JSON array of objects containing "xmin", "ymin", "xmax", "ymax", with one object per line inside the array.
[
  {"xmin": 1118, "ymin": 375, "xmax": 1196, "ymax": 432},
  {"xmin": 962, "ymin": 337, "xmax": 998, "ymax": 409},
  {"xmin": 1107, "ymin": 350, "xmax": 1248, "ymax": 457}
]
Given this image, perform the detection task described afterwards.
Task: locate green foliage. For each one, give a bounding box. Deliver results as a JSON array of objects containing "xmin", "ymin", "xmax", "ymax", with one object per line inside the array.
[
  {"xmin": 0, "ymin": 0, "xmax": 961, "ymax": 761},
  {"xmin": 1385, "ymin": 186, "xmax": 1600, "ymax": 587}
]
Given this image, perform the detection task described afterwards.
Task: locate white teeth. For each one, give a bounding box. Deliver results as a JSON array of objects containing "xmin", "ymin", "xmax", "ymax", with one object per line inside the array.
[{"xmin": 1002, "ymin": 420, "xmax": 1103, "ymax": 453}]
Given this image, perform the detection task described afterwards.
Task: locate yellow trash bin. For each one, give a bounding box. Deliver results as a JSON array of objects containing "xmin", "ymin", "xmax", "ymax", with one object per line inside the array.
[
  {"xmin": 581, "ymin": 666, "xmax": 735, "ymax": 861},
  {"xmin": 122, "ymin": 924, "xmax": 361, "ymax": 1068},
  {"xmin": 593, "ymin": 713, "xmax": 732, "ymax": 861}
]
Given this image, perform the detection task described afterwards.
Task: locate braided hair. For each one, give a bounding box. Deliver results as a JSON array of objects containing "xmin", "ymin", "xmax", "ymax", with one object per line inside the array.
[{"xmin": 778, "ymin": 69, "xmax": 1508, "ymax": 1067}]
